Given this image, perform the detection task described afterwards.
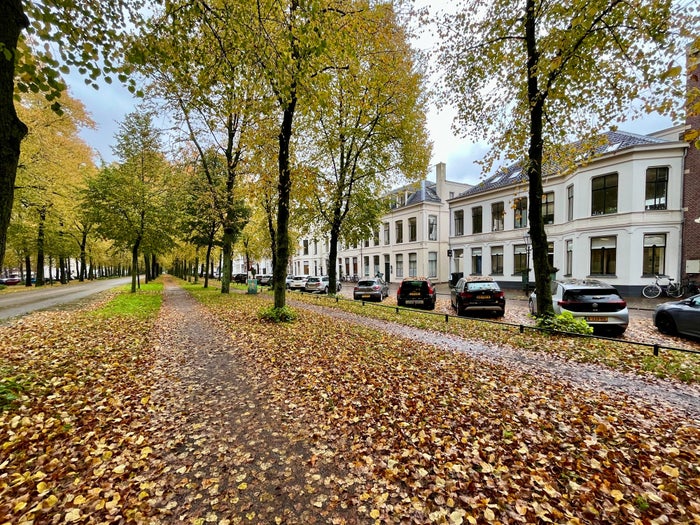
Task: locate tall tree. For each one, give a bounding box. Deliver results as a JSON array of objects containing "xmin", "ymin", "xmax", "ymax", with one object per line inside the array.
[
  {"xmin": 85, "ymin": 110, "xmax": 176, "ymax": 292},
  {"xmin": 304, "ymin": 2, "xmax": 431, "ymax": 295},
  {"xmin": 0, "ymin": 0, "xmax": 146, "ymax": 270},
  {"xmin": 436, "ymin": 0, "xmax": 695, "ymax": 316}
]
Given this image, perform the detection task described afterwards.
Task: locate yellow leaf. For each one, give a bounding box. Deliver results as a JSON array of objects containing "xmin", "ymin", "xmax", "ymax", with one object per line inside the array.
[
  {"xmin": 238, "ymin": 482, "xmax": 248, "ymax": 490},
  {"xmin": 449, "ymin": 510, "xmax": 465, "ymax": 524},
  {"xmin": 370, "ymin": 509, "xmax": 380, "ymax": 519},
  {"xmin": 610, "ymin": 489, "xmax": 624, "ymax": 501},
  {"xmin": 36, "ymin": 481, "xmax": 49, "ymax": 494},
  {"xmin": 73, "ymin": 495, "xmax": 87, "ymax": 505},
  {"xmin": 44, "ymin": 494, "xmax": 59, "ymax": 508},
  {"xmin": 484, "ymin": 508, "xmax": 495, "ymax": 521},
  {"xmin": 661, "ymin": 465, "xmax": 679, "ymax": 478},
  {"xmin": 113, "ymin": 464, "xmax": 126, "ymax": 474},
  {"xmin": 14, "ymin": 501, "xmax": 27, "ymax": 512},
  {"xmin": 65, "ymin": 509, "xmax": 81, "ymax": 522},
  {"xmin": 140, "ymin": 446, "xmax": 153, "ymax": 459}
]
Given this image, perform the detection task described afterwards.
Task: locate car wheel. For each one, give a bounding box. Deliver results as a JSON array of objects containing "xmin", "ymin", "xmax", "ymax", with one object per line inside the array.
[
  {"xmin": 655, "ymin": 312, "xmax": 677, "ymax": 335},
  {"xmin": 323, "ymin": 286, "xmax": 329, "ymax": 294},
  {"xmin": 397, "ymin": 299, "xmax": 405, "ymax": 307},
  {"xmin": 497, "ymin": 308, "xmax": 505, "ymax": 317}
]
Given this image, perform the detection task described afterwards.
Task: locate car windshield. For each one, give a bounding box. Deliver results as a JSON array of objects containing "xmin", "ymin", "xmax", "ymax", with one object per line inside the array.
[
  {"xmin": 307, "ymin": 277, "xmax": 320, "ymax": 283},
  {"xmin": 467, "ymin": 282, "xmax": 499, "ymax": 291},
  {"xmin": 565, "ymin": 288, "xmax": 619, "ymax": 299},
  {"xmin": 358, "ymin": 280, "xmax": 376, "ymax": 287}
]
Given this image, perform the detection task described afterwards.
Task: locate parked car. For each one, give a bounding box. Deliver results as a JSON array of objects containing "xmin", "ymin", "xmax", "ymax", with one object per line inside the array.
[
  {"xmin": 353, "ymin": 277, "xmax": 389, "ymax": 302},
  {"xmin": 305, "ymin": 275, "xmax": 341, "ymax": 294},
  {"xmin": 285, "ymin": 275, "xmax": 294, "ymax": 288},
  {"xmin": 450, "ymin": 277, "xmax": 505, "ymax": 316},
  {"xmin": 257, "ymin": 274, "xmax": 272, "ymax": 286},
  {"xmin": 653, "ymin": 294, "xmax": 700, "ymax": 339},
  {"xmin": 397, "ymin": 277, "xmax": 437, "ymax": 310},
  {"xmin": 529, "ymin": 278, "xmax": 629, "ymax": 335},
  {"xmin": 0, "ymin": 274, "xmax": 21, "ymax": 286},
  {"xmin": 289, "ymin": 275, "xmax": 310, "ymax": 290},
  {"xmin": 232, "ymin": 273, "xmax": 248, "ymax": 284}
]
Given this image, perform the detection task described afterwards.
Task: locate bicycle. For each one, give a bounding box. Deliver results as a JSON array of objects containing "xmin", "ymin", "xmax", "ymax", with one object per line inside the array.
[
  {"xmin": 677, "ymin": 277, "xmax": 700, "ymax": 298},
  {"xmin": 641, "ymin": 275, "xmax": 683, "ymax": 299}
]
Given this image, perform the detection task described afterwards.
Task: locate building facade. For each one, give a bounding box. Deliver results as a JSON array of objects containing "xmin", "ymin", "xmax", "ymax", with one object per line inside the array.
[
  {"xmin": 290, "ymin": 163, "xmax": 471, "ymax": 283},
  {"xmin": 448, "ymin": 128, "xmax": 689, "ymax": 296}
]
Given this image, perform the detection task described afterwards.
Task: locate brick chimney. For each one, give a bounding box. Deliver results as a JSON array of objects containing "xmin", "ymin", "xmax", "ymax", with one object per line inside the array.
[{"xmin": 682, "ymin": 44, "xmax": 700, "ymax": 278}]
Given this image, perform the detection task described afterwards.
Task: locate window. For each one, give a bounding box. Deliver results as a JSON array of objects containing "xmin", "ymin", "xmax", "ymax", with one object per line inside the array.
[
  {"xmin": 409, "ymin": 253, "xmax": 417, "ymax": 277},
  {"xmin": 472, "ymin": 206, "xmax": 483, "ymax": 234},
  {"xmin": 408, "ymin": 217, "xmax": 417, "ymax": 242},
  {"xmin": 363, "ymin": 256, "xmax": 369, "ymax": 276},
  {"xmin": 567, "ymin": 185, "xmax": 574, "ymax": 221},
  {"xmin": 428, "ymin": 252, "xmax": 437, "ymax": 278},
  {"xmin": 373, "ymin": 230, "xmax": 380, "ymax": 246},
  {"xmin": 591, "ymin": 174, "xmax": 618, "ymax": 215},
  {"xmin": 548, "ymin": 242, "xmax": 554, "ymax": 272},
  {"xmin": 428, "ymin": 215, "xmax": 438, "ymax": 241},
  {"xmin": 364, "ymin": 238, "xmax": 370, "ymax": 248},
  {"xmin": 313, "ymin": 239, "xmax": 318, "ymax": 255},
  {"xmin": 303, "ymin": 239, "xmax": 309, "ymax": 255},
  {"xmin": 514, "ymin": 244, "xmax": 529, "ymax": 274},
  {"xmin": 492, "ymin": 202, "xmax": 504, "ymax": 231},
  {"xmin": 645, "ymin": 167, "xmax": 668, "ymax": 210},
  {"xmin": 395, "ymin": 221, "xmax": 403, "ymax": 243},
  {"xmin": 590, "ymin": 236, "xmax": 617, "ymax": 275},
  {"xmin": 514, "ymin": 197, "xmax": 527, "ymax": 229},
  {"xmin": 471, "ymin": 248, "xmax": 482, "ymax": 275},
  {"xmin": 383, "ymin": 223, "xmax": 390, "ymax": 245},
  {"xmin": 491, "ymin": 246, "xmax": 504, "ymax": 275},
  {"xmin": 542, "ymin": 192, "xmax": 554, "ymax": 224},
  {"xmin": 373, "ymin": 255, "xmax": 380, "ymax": 276},
  {"xmin": 395, "ymin": 254, "xmax": 403, "ymax": 278},
  {"xmin": 565, "ymin": 240, "xmax": 573, "ymax": 276},
  {"xmin": 643, "ymin": 234, "xmax": 666, "ymax": 275},
  {"xmin": 454, "ymin": 210, "xmax": 464, "ymax": 236}
]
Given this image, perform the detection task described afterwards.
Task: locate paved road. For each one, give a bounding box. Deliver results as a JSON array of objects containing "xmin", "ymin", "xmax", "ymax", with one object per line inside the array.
[{"xmin": 0, "ymin": 277, "xmax": 133, "ymax": 321}]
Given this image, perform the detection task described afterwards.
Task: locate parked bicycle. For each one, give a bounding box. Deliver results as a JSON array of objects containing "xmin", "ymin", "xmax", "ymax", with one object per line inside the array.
[
  {"xmin": 641, "ymin": 275, "xmax": 683, "ymax": 299},
  {"xmin": 677, "ymin": 277, "xmax": 700, "ymax": 297}
]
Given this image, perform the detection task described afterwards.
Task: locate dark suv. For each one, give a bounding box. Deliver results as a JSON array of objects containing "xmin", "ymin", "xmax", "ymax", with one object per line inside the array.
[
  {"xmin": 450, "ymin": 277, "xmax": 505, "ymax": 317},
  {"xmin": 397, "ymin": 278, "xmax": 437, "ymax": 310}
]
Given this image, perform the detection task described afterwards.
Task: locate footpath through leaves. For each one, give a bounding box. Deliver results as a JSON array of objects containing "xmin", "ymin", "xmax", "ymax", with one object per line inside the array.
[{"xmin": 1, "ymin": 277, "xmax": 699, "ymax": 524}]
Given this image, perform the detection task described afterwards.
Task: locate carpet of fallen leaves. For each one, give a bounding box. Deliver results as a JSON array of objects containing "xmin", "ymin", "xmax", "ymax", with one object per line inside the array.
[{"xmin": 1, "ymin": 277, "xmax": 700, "ymax": 524}]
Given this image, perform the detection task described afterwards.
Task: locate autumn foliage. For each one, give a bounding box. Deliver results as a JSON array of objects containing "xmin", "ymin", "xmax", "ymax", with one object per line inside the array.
[{"xmin": 1, "ymin": 278, "xmax": 699, "ymax": 523}]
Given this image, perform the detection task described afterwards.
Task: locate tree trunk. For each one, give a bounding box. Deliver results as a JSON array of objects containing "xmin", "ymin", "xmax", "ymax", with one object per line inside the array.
[
  {"xmin": 131, "ymin": 238, "xmax": 140, "ymax": 293},
  {"xmin": 204, "ymin": 239, "xmax": 213, "ymax": 289},
  {"xmin": 525, "ymin": 0, "xmax": 553, "ymax": 317},
  {"xmin": 273, "ymin": 99, "xmax": 297, "ymax": 309},
  {"xmin": 35, "ymin": 208, "xmax": 45, "ymax": 286},
  {"xmin": 0, "ymin": 1, "xmax": 29, "ymax": 270},
  {"xmin": 24, "ymin": 253, "xmax": 31, "ymax": 287},
  {"xmin": 221, "ymin": 230, "xmax": 233, "ymax": 293}
]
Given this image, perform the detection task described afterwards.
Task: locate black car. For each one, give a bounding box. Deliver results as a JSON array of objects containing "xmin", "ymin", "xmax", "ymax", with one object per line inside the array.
[
  {"xmin": 653, "ymin": 294, "xmax": 700, "ymax": 339},
  {"xmin": 450, "ymin": 277, "xmax": 505, "ymax": 317},
  {"xmin": 397, "ymin": 278, "xmax": 437, "ymax": 310},
  {"xmin": 232, "ymin": 273, "xmax": 248, "ymax": 284}
]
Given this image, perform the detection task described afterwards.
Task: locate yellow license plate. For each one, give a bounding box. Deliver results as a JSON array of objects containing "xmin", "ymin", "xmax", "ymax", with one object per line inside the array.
[
  {"xmin": 477, "ymin": 295, "xmax": 490, "ymax": 299},
  {"xmin": 586, "ymin": 316, "xmax": 608, "ymax": 322}
]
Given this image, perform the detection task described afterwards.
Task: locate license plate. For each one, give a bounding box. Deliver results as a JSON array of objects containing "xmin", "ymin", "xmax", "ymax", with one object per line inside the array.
[
  {"xmin": 362, "ymin": 294, "xmax": 371, "ymax": 298},
  {"xmin": 586, "ymin": 316, "xmax": 608, "ymax": 322},
  {"xmin": 406, "ymin": 299, "xmax": 422, "ymax": 304},
  {"xmin": 409, "ymin": 292, "xmax": 421, "ymax": 296},
  {"xmin": 477, "ymin": 295, "xmax": 490, "ymax": 299}
]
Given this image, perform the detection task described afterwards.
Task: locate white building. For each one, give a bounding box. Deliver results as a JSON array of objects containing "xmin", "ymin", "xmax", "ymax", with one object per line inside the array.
[
  {"xmin": 447, "ymin": 127, "xmax": 688, "ymax": 295},
  {"xmin": 333, "ymin": 163, "xmax": 472, "ymax": 283}
]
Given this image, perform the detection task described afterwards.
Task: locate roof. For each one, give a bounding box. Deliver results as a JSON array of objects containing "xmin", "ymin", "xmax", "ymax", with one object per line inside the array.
[
  {"xmin": 389, "ymin": 180, "xmax": 442, "ymax": 208},
  {"xmin": 457, "ymin": 130, "xmax": 670, "ymax": 198}
]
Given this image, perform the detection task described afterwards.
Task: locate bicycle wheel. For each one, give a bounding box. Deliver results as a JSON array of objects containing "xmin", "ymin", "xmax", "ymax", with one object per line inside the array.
[
  {"xmin": 667, "ymin": 282, "xmax": 683, "ymax": 298},
  {"xmin": 642, "ymin": 284, "xmax": 661, "ymax": 299}
]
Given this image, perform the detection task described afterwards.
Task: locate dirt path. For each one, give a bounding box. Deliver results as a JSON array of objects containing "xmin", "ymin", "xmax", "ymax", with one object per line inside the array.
[{"xmin": 143, "ymin": 282, "xmax": 357, "ymax": 523}]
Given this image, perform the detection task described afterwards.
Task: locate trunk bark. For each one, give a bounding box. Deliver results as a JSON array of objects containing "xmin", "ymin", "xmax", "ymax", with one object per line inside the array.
[
  {"xmin": 0, "ymin": 1, "xmax": 29, "ymax": 270},
  {"xmin": 131, "ymin": 238, "xmax": 141, "ymax": 293},
  {"xmin": 24, "ymin": 253, "xmax": 31, "ymax": 286}
]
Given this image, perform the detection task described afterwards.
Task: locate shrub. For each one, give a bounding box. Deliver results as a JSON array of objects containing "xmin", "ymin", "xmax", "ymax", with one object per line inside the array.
[
  {"xmin": 258, "ymin": 305, "xmax": 297, "ymax": 323},
  {"xmin": 535, "ymin": 310, "xmax": 593, "ymax": 335}
]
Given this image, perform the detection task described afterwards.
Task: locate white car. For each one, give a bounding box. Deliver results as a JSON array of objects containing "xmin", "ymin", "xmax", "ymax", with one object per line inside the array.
[
  {"xmin": 305, "ymin": 275, "xmax": 341, "ymax": 294},
  {"xmin": 529, "ymin": 278, "xmax": 629, "ymax": 335},
  {"xmin": 289, "ymin": 275, "xmax": 309, "ymax": 290}
]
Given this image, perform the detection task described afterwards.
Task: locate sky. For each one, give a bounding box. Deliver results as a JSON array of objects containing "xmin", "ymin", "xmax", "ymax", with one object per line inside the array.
[{"xmin": 68, "ymin": 1, "xmax": 676, "ymax": 187}]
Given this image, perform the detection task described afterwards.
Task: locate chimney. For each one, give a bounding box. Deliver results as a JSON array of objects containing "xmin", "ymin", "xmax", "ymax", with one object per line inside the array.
[
  {"xmin": 682, "ymin": 44, "xmax": 700, "ymax": 277},
  {"xmin": 435, "ymin": 162, "xmax": 447, "ymax": 200}
]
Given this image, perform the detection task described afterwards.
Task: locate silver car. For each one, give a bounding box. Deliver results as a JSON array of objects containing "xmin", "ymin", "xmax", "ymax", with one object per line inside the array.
[
  {"xmin": 529, "ymin": 278, "xmax": 629, "ymax": 335},
  {"xmin": 305, "ymin": 276, "xmax": 341, "ymax": 294},
  {"xmin": 353, "ymin": 277, "xmax": 389, "ymax": 302},
  {"xmin": 653, "ymin": 294, "xmax": 700, "ymax": 339}
]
